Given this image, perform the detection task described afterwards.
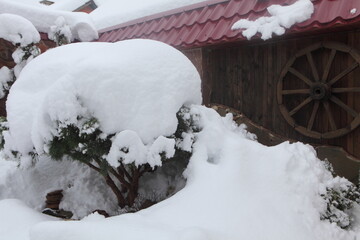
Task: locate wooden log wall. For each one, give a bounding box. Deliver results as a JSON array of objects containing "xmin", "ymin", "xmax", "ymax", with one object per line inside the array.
[{"xmin": 202, "ymin": 29, "xmax": 360, "ymax": 159}]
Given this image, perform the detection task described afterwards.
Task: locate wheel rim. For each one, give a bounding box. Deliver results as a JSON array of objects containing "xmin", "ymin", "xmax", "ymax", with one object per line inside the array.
[{"xmin": 277, "ymin": 41, "xmax": 360, "ymax": 139}]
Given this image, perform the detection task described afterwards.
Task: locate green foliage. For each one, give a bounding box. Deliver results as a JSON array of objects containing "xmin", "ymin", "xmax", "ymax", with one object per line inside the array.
[
  {"xmin": 49, "ymin": 118, "xmax": 111, "ymax": 165},
  {"xmin": 175, "ymin": 105, "xmax": 200, "ymax": 138},
  {"xmin": 320, "ymin": 179, "xmax": 360, "ymax": 229},
  {"xmin": 18, "ymin": 43, "xmax": 40, "ymax": 62},
  {"xmin": 52, "ymin": 31, "xmax": 70, "ymax": 46}
]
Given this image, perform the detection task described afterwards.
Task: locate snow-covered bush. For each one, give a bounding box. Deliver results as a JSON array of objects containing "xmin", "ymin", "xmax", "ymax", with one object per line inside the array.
[
  {"xmin": 320, "ymin": 176, "xmax": 360, "ymax": 229},
  {"xmin": 48, "ymin": 16, "xmax": 72, "ymax": 46},
  {"xmin": 0, "ymin": 13, "xmax": 40, "ymax": 98},
  {"xmin": 47, "ymin": 107, "xmax": 197, "ymax": 208},
  {"xmin": 4, "ymin": 39, "xmax": 202, "ymax": 210}
]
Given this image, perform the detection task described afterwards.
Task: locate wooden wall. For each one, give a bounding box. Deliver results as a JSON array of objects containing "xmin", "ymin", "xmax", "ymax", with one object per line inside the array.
[{"xmin": 201, "ymin": 29, "xmax": 360, "ymax": 159}]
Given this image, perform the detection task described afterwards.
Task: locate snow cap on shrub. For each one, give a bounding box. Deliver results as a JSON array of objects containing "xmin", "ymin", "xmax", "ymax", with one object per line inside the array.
[{"xmin": 5, "ymin": 39, "xmax": 202, "ymax": 156}]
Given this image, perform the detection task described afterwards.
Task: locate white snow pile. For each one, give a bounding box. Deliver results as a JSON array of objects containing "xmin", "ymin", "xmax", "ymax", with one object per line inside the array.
[
  {"xmin": 1, "ymin": 105, "xmax": 359, "ymax": 240},
  {"xmin": 4, "ymin": 39, "xmax": 201, "ymax": 162},
  {"xmin": 0, "ymin": 0, "xmax": 98, "ymax": 42},
  {"xmin": 0, "ymin": 13, "xmax": 40, "ymax": 46},
  {"xmin": 232, "ymin": 0, "xmax": 314, "ymax": 40}
]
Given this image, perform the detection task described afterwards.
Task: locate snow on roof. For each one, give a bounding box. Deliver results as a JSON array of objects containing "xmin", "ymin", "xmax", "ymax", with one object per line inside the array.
[
  {"xmin": 98, "ymin": 0, "xmax": 360, "ymax": 48},
  {"xmin": 0, "ymin": 0, "xmax": 98, "ymax": 42},
  {"xmin": 48, "ymin": 0, "xmax": 90, "ymax": 12},
  {"xmin": 231, "ymin": 0, "xmax": 314, "ymax": 40},
  {"xmin": 90, "ymin": 0, "xmax": 208, "ymax": 30},
  {"xmin": 0, "ymin": 13, "xmax": 40, "ymax": 46}
]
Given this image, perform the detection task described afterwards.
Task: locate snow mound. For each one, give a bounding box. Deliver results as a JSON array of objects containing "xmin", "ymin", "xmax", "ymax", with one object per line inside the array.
[
  {"xmin": 5, "ymin": 39, "xmax": 202, "ymax": 158},
  {"xmin": 0, "ymin": 0, "xmax": 98, "ymax": 42},
  {"xmin": 0, "ymin": 13, "xmax": 40, "ymax": 46},
  {"xmin": 232, "ymin": 0, "xmax": 314, "ymax": 40},
  {"xmin": 29, "ymin": 106, "xmax": 355, "ymax": 240}
]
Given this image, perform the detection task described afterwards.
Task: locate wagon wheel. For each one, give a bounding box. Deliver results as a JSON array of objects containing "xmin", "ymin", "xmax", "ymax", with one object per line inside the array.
[{"xmin": 277, "ymin": 41, "xmax": 360, "ymax": 139}]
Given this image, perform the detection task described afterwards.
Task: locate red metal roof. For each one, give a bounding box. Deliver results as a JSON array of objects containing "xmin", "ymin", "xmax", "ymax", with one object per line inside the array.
[{"xmin": 97, "ymin": 0, "xmax": 360, "ymax": 49}]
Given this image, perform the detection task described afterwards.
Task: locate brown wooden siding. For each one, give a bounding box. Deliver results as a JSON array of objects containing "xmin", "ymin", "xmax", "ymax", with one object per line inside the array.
[{"xmin": 203, "ymin": 29, "xmax": 360, "ymax": 159}]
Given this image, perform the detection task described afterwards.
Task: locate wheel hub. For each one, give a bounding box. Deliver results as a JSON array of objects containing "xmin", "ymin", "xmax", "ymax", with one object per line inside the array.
[{"xmin": 310, "ymin": 83, "xmax": 329, "ymax": 100}]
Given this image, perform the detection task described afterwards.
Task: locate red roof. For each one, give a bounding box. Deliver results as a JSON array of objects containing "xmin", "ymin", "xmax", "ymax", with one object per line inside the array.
[{"xmin": 97, "ymin": 0, "xmax": 360, "ymax": 49}]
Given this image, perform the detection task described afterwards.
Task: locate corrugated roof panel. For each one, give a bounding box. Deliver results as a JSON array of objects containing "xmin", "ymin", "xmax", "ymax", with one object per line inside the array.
[
  {"xmin": 182, "ymin": 23, "xmax": 203, "ymax": 44},
  {"xmin": 163, "ymin": 14, "xmax": 180, "ymax": 31},
  {"xmin": 142, "ymin": 19, "xmax": 160, "ymax": 35},
  {"xmin": 222, "ymin": 1, "xmax": 242, "ymax": 19},
  {"xmin": 186, "ymin": 10, "xmax": 201, "ymax": 26},
  {"xmin": 106, "ymin": 29, "xmax": 120, "ymax": 42},
  {"xmin": 210, "ymin": 17, "xmax": 233, "ymax": 41},
  {"xmin": 197, "ymin": 5, "xmax": 215, "ymax": 24},
  {"xmin": 196, "ymin": 21, "xmax": 218, "ymax": 43},
  {"xmin": 208, "ymin": 3, "xmax": 228, "ymax": 21},
  {"xmin": 98, "ymin": 0, "xmax": 360, "ymax": 49},
  {"xmin": 172, "ymin": 13, "xmax": 190, "ymax": 29}
]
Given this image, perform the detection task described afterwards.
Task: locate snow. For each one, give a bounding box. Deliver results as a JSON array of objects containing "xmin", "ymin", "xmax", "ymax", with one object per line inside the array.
[
  {"xmin": 49, "ymin": 0, "xmax": 90, "ymax": 12},
  {"xmin": 89, "ymin": 0, "xmax": 207, "ymax": 30},
  {"xmin": 5, "ymin": 39, "xmax": 201, "ymax": 160},
  {"xmin": 7, "ymin": 0, "xmax": 209, "ymax": 31},
  {"xmin": 0, "ymin": 156, "xmax": 120, "ymax": 219},
  {"xmin": 0, "ymin": 13, "xmax": 40, "ymax": 46},
  {"xmin": 0, "ymin": 0, "xmax": 98, "ymax": 42},
  {"xmin": 0, "ymin": 199, "xmax": 56, "ymax": 240},
  {"xmin": 106, "ymin": 131, "xmax": 175, "ymax": 168},
  {"xmin": 232, "ymin": 0, "xmax": 314, "ymax": 40},
  {"xmin": 1, "ymin": 105, "xmax": 358, "ymax": 240}
]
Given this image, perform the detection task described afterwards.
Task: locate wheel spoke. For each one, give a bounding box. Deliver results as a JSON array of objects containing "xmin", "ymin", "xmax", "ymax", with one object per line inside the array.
[
  {"xmin": 322, "ymin": 49, "xmax": 336, "ymax": 82},
  {"xmin": 288, "ymin": 67, "xmax": 313, "ymax": 86},
  {"xmin": 332, "ymin": 87, "xmax": 360, "ymax": 93},
  {"xmin": 289, "ymin": 97, "xmax": 312, "ymax": 116},
  {"xmin": 282, "ymin": 89, "xmax": 310, "ymax": 95},
  {"xmin": 330, "ymin": 95, "xmax": 358, "ymax": 118},
  {"xmin": 307, "ymin": 101, "xmax": 319, "ymax": 130},
  {"xmin": 307, "ymin": 52, "xmax": 319, "ymax": 82},
  {"xmin": 323, "ymin": 101, "xmax": 337, "ymax": 131},
  {"xmin": 328, "ymin": 62, "xmax": 359, "ymax": 86}
]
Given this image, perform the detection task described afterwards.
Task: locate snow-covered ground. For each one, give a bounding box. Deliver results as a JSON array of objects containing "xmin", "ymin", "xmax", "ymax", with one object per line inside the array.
[
  {"xmin": 0, "ymin": 38, "xmax": 360, "ymax": 240},
  {"xmin": 1, "ymin": 1, "xmax": 360, "ymax": 239},
  {"xmin": 1, "ymin": 105, "xmax": 360, "ymax": 240}
]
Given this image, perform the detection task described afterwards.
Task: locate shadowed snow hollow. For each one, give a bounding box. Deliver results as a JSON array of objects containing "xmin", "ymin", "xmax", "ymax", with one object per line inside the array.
[{"xmin": 5, "ymin": 39, "xmax": 202, "ymax": 158}]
